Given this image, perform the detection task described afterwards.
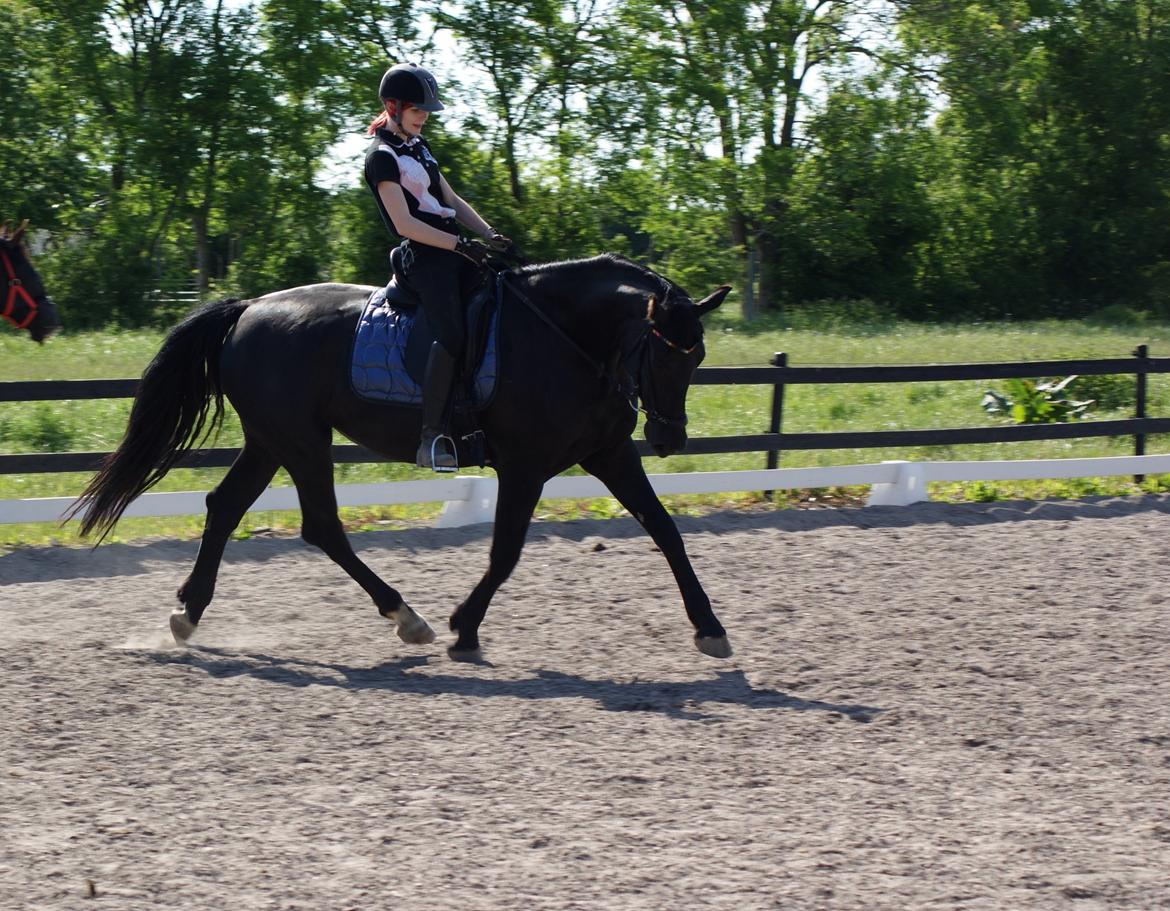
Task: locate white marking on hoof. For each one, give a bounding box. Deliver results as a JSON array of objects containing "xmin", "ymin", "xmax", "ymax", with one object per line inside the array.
[
  {"xmin": 447, "ymin": 645, "xmax": 484, "ymax": 664},
  {"xmin": 390, "ymin": 604, "xmax": 436, "ymax": 645},
  {"xmin": 169, "ymin": 610, "xmax": 197, "ymax": 644},
  {"xmin": 695, "ymin": 635, "xmax": 733, "ymax": 659}
]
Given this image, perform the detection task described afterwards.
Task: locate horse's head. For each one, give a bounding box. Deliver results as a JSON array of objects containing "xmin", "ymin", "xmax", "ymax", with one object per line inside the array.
[
  {"xmin": 1, "ymin": 219, "xmax": 60, "ymax": 343},
  {"xmin": 633, "ymin": 280, "xmax": 731, "ymax": 457}
]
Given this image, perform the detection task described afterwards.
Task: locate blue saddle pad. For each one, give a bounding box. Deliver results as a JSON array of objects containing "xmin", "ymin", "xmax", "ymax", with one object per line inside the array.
[{"xmin": 350, "ymin": 288, "xmax": 499, "ymax": 408}]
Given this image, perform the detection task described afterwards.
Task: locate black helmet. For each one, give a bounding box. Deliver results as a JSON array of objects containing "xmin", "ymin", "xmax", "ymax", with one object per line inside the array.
[{"xmin": 378, "ymin": 62, "xmax": 445, "ymax": 112}]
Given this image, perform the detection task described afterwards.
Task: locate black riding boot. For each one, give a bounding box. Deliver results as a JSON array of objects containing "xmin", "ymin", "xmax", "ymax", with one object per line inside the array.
[{"xmin": 417, "ymin": 341, "xmax": 459, "ymax": 472}]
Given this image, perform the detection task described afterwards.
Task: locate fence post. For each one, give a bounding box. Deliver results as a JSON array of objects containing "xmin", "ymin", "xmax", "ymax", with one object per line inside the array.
[
  {"xmin": 763, "ymin": 352, "xmax": 787, "ymax": 499},
  {"xmin": 1134, "ymin": 344, "xmax": 1149, "ymax": 484}
]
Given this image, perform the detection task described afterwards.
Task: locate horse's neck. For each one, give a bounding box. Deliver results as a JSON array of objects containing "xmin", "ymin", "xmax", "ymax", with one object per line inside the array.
[{"xmin": 518, "ymin": 262, "xmax": 650, "ymax": 355}]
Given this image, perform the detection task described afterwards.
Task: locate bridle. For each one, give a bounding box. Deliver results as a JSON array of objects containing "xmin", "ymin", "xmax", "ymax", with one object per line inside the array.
[
  {"xmin": 502, "ymin": 272, "xmax": 700, "ymax": 430},
  {"xmin": 623, "ymin": 296, "xmax": 701, "ymax": 432},
  {"xmin": 1, "ymin": 245, "xmax": 41, "ymax": 330}
]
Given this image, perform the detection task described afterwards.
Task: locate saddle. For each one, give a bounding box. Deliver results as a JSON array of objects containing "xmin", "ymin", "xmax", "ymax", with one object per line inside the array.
[
  {"xmin": 381, "ymin": 242, "xmax": 421, "ymax": 311},
  {"xmin": 350, "ymin": 248, "xmax": 502, "ymax": 411}
]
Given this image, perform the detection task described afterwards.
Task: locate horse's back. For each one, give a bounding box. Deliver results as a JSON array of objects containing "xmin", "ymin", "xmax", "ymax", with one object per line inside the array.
[
  {"xmin": 222, "ymin": 282, "xmax": 376, "ymax": 421},
  {"xmin": 251, "ymin": 282, "xmax": 375, "ymax": 310},
  {"xmin": 232, "ymin": 282, "xmax": 374, "ymax": 340}
]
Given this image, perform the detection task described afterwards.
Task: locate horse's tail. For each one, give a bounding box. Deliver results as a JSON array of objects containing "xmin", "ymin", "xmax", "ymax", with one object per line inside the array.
[{"xmin": 68, "ymin": 297, "xmax": 250, "ymax": 541}]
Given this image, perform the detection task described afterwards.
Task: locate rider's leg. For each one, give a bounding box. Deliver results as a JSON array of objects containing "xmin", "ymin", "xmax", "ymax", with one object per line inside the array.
[
  {"xmin": 408, "ymin": 245, "xmax": 469, "ymax": 471},
  {"xmin": 417, "ymin": 339, "xmax": 458, "ymax": 470}
]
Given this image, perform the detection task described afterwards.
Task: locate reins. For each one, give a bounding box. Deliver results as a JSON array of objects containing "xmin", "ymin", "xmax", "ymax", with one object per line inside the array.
[
  {"xmin": 499, "ymin": 270, "xmax": 695, "ymax": 429},
  {"xmin": 1, "ymin": 248, "xmax": 39, "ymax": 329},
  {"xmin": 500, "ymin": 272, "xmax": 609, "ymax": 380}
]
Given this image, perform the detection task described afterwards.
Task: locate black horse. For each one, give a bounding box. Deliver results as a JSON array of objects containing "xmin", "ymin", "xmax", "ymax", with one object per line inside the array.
[
  {"xmin": 71, "ymin": 254, "xmax": 732, "ymax": 659},
  {"xmin": 1, "ymin": 219, "xmax": 59, "ymax": 343}
]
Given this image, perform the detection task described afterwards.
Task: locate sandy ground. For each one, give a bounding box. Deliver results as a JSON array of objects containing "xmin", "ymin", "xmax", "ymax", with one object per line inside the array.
[{"xmin": 2, "ymin": 495, "xmax": 1170, "ymax": 910}]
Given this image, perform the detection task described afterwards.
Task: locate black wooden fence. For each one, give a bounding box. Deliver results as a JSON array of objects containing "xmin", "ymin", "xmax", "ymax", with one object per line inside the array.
[{"xmin": 2, "ymin": 347, "xmax": 1169, "ymax": 478}]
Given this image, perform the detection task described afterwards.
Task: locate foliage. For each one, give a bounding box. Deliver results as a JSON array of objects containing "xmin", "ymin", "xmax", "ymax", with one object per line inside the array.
[
  {"xmin": 1068, "ymin": 374, "xmax": 1136, "ymax": 413},
  {"xmin": 0, "ymin": 406, "xmax": 76, "ymax": 452},
  {"xmin": 982, "ymin": 377, "xmax": 1094, "ymax": 424},
  {"xmin": 2, "ymin": 0, "xmax": 1170, "ymax": 327}
]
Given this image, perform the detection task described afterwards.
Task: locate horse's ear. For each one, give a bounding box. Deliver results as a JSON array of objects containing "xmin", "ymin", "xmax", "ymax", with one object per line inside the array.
[
  {"xmin": 695, "ymin": 285, "xmax": 731, "ymax": 316},
  {"xmin": 13, "ymin": 219, "xmax": 28, "ymax": 242}
]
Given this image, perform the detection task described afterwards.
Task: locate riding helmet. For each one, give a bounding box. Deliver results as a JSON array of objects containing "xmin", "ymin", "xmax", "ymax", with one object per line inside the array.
[{"xmin": 378, "ymin": 62, "xmax": 445, "ymax": 112}]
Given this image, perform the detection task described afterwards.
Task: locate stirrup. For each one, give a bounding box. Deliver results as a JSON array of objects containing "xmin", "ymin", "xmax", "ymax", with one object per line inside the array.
[{"xmin": 418, "ymin": 434, "xmax": 458, "ymax": 473}]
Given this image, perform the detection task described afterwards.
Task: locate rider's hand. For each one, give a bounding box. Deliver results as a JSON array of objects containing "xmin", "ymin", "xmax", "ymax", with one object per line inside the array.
[
  {"xmin": 455, "ymin": 236, "xmax": 491, "ymax": 266},
  {"xmin": 485, "ymin": 231, "xmax": 513, "ymax": 254}
]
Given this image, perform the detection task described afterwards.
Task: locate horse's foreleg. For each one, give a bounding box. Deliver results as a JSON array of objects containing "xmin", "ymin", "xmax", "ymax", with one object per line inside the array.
[
  {"xmin": 448, "ymin": 472, "xmax": 543, "ymax": 660},
  {"xmin": 173, "ymin": 442, "xmax": 279, "ymax": 641},
  {"xmin": 285, "ymin": 449, "xmax": 435, "ymax": 645},
  {"xmin": 581, "ymin": 441, "xmax": 731, "ymax": 658}
]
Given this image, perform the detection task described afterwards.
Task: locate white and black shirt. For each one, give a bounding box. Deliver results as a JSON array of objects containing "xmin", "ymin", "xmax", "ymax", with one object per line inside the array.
[{"xmin": 364, "ymin": 128, "xmax": 457, "ymax": 238}]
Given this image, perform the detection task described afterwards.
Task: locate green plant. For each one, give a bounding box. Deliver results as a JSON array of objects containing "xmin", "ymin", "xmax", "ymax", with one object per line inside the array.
[
  {"xmin": 907, "ymin": 384, "xmax": 948, "ymax": 405},
  {"xmin": 1085, "ymin": 305, "xmax": 1148, "ymax": 328},
  {"xmin": 19, "ymin": 407, "xmax": 76, "ymax": 452},
  {"xmin": 828, "ymin": 401, "xmax": 861, "ymax": 421},
  {"xmin": 1068, "ymin": 374, "xmax": 1134, "ymax": 412},
  {"xmin": 967, "ymin": 481, "xmax": 1002, "ymax": 502},
  {"xmin": 982, "ymin": 377, "xmax": 1094, "ymax": 424}
]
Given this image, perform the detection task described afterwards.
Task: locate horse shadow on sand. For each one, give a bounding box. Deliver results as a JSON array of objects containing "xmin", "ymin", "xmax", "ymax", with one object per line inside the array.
[{"xmin": 139, "ymin": 647, "xmax": 882, "ymax": 724}]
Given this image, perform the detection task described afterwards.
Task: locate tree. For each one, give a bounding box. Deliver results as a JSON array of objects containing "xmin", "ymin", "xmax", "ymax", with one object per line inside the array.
[
  {"xmin": 610, "ymin": 0, "xmax": 898, "ymax": 313},
  {"xmin": 896, "ymin": 0, "xmax": 1170, "ymax": 317}
]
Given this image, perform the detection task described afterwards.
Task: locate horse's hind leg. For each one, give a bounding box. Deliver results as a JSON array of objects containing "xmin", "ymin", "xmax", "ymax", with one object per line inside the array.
[
  {"xmin": 172, "ymin": 440, "xmax": 279, "ymax": 641},
  {"xmin": 284, "ymin": 446, "xmax": 435, "ymax": 645}
]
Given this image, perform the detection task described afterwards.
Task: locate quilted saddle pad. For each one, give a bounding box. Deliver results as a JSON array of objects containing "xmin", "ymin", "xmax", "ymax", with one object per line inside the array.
[{"xmin": 350, "ymin": 288, "xmax": 499, "ymax": 408}]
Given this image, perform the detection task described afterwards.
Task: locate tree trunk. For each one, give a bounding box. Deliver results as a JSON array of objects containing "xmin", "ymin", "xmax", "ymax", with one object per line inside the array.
[
  {"xmin": 504, "ymin": 128, "xmax": 524, "ymax": 203},
  {"xmin": 193, "ymin": 209, "xmax": 211, "ymax": 292},
  {"xmin": 756, "ymin": 231, "xmax": 780, "ymax": 318}
]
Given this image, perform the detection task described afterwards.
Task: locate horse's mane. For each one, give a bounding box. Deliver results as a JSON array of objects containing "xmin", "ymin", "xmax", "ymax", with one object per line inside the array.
[{"xmin": 516, "ymin": 253, "xmax": 677, "ymax": 302}]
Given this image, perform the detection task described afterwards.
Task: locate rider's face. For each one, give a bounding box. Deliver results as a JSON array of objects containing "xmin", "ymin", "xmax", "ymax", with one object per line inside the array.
[{"xmin": 395, "ymin": 104, "xmax": 429, "ymax": 137}]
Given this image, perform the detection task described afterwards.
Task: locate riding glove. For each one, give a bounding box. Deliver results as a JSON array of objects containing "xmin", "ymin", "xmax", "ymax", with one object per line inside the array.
[
  {"xmin": 455, "ymin": 236, "xmax": 491, "ymax": 266},
  {"xmin": 485, "ymin": 231, "xmax": 513, "ymax": 253}
]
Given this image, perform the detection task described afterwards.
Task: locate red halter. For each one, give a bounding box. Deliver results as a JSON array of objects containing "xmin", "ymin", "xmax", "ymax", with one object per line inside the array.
[{"xmin": 1, "ymin": 248, "xmax": 39, "ymax": 330}]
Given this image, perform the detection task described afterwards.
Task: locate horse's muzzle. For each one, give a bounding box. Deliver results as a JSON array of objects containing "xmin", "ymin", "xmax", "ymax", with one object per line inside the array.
[
  {"xmin": 29, "ymin": 297, "xmax": 60, "ymax": 344},
  {"xmin": 645, "ymin": 421, "xmax": 687, "ymax": 458}
]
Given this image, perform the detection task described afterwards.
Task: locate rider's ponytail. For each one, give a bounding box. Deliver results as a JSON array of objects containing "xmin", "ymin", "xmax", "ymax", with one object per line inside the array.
[
  {"xmin": 367, "ymin": 110, "xmax": 390, "ymax": 135},
  {"xmin": 367, "ymin": 100, "xmax": 415, "ymax": 136}
]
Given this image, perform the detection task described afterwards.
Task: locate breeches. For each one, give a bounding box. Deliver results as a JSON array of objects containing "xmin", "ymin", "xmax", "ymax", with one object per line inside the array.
[{"xmin": 404, "ymin": 242, "xmax": 475, "ymax": 357}]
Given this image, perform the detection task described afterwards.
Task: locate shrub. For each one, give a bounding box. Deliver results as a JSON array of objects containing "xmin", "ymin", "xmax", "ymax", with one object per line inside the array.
[
  {"xmin": 982, "ymin": 377, "xmax": 1093, "ymax": 424},
  {"xmin": 1069, "ymin": 374, "xmax": 1134, "ymax": 412},
  {"xmin": 1085, "ymin": 304, "xmax": 1148, "ymax": 328},
  {"xmin": 12, "ymin": 407, "xmax": 76, "ymax": 452}
]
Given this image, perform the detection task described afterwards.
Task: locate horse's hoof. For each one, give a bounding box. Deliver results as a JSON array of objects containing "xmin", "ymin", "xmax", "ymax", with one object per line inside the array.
[
  {"xmin": 169, "ymin": 610, "xmax": 197, "ymax": 644},
  {"xmin": 695, "ymin": 635, "xmax": 733, "ymax": 659},
  {"xmin": 447, "ymin": 645, "xmax": 485, "ymax": 664},
  {"xmin": 396, "ymin": 613, "xmax": 436, "ymax": 645},
  {"xmin": 389, "ymin": 604, "xmax": 436, "ymax": 645},
  {"xmin": 398, "ymin": 621, "xmax": 436, "ymax": 645}
]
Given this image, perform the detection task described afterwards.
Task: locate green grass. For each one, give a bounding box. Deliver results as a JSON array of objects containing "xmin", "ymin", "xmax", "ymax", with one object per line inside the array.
[{"xmin": 4, "ymin": 316, "xmax": 1170, "ymax": 549}]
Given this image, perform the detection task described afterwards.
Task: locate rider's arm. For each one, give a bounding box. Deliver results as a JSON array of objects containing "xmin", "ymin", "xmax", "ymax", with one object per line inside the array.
[
  {"xmin": 440, "ymin": 175, "xmax": 494, "ymax": 239},
  {"xmin": 377, "ymin": 181, "xmax": 459, "ymax": 250}
]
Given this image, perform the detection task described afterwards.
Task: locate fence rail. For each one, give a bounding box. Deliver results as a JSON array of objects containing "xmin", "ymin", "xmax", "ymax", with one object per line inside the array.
[
  {"xmin": 3, "ymin": 349, "xmax": 1170, "ymax": 525},
  {"xmin": 3, "ymin": 348, "xmax": 1169, "ymax": 477}
]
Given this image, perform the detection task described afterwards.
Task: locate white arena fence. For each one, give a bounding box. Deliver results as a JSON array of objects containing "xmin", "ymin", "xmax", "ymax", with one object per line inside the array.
[
  {"xmin": 5, "ymin": 455, "xmax": 1170, "ymax": 528},
  {"xmin": 3, "ymin": 348, "xmax": 1170, "ymax": 527}
]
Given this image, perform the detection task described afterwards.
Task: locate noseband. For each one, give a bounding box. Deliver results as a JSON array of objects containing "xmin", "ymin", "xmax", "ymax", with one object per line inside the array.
[{"xmin": 1, "ymin": 248, "xmax": 40, "ymax": 330}]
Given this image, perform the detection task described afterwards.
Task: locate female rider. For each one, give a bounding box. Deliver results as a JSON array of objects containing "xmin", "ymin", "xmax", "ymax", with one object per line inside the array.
[{"xmin": 363, "ymin": 62, "xmax": 510, "ymax": 470}]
